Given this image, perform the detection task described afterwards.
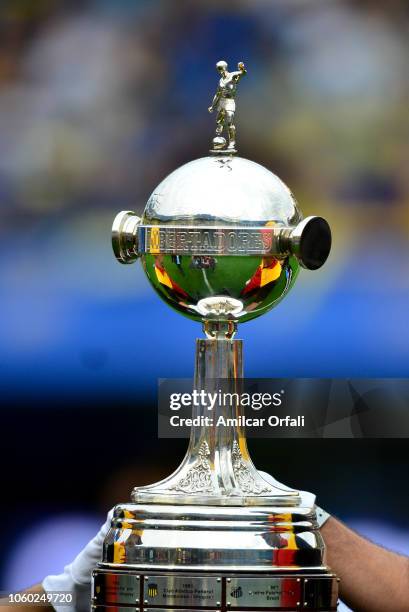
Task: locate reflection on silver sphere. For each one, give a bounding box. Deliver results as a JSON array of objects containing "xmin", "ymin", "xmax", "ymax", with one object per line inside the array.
[
  {"xmin": 141, "ymin": 155, "xmax": 301, "ymax": 323},
  {"xmin": 195, "ymin": 296, "xmax": 244, "ymax": 318}
]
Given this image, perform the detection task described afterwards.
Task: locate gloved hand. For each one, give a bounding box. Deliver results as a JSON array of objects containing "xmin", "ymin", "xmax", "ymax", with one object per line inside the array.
[
  {"xmin": 42, "ymin": 509, "xmax": 113, "ymax": 611},
  {"xmin": 259, "ymin": 470, "xmax": 330, "ymax": 528}
]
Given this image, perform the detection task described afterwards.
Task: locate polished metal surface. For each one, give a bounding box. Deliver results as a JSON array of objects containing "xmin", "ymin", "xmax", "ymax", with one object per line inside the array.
[
  {"xmin": 279, "ymin": 216, "xmax": 332, "ymax": 271},
  {"xmin": 112, "ymin": 210, "xmax": 141, "ymax": 264},
  {"xmin": 143, "ymin": 155, "xmax": 300, "ymax": 225},
  {"xmin": 101, "ymin": 60, "xmax": 338, "ymax": 612},
  {"xmin": 142, "ymin": 609, "xmax": 217, "ymax": 612},
  {"xmin": 92, "ymin": 572, "xmax": 140, "ymax": 605},
  {"xmin": 133, "ymin": 335, "xmax": 299, "ymax": 506},
  {"xmin": 112, "ymin": 153, "xmax": 331, "ymax": 323},
  {"xmin": 208, "ymin": 60, "xmax": 246, "ymax": 154},
  {"xmin": 227, "ymin": 576, "xmax": 302, "ymax": 608},
  {"xmin": 143, "ymin": 575, "xmax": 221, "ymax": 607},
  {"xmin": 123, "ymin": 218, "xmax": 330, "ymax": 262},
  {"xmin": 100, "ymin": 499, "xmax": 322, "ymax": 571},
  {"xmin": 92, "ymin": 608, "xmax": 138, "ymax": 612},
  {"xmin": 92, "ymin": 568, "xmax": 338, "ymax": 610},
  {"xmin": 142, "ymin": 609, "xmax": 219, "ymax": 612}
]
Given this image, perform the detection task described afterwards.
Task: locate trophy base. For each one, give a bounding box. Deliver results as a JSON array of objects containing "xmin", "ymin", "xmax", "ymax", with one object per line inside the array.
[
  {"xmin": 92, "ymin": 567, "xmax": 338, "ymax": 611},
  {"xmin": 92, "ymin": 501, "xmax": 338, "ymax": 611}
]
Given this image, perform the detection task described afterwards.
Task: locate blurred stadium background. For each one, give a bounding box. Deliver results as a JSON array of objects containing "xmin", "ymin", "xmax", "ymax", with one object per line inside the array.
[{"xmin": 0, "ymin": 1, "xmax": 408, "ymax": 608}]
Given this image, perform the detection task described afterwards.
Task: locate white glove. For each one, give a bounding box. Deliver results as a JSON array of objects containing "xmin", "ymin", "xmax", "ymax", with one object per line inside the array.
[
  {"xmin": 259, "ymin": 470, "xmax": 330, "ymax": 528},
  {"xmin": 42, "ymin": 509, "xmax": 113, "ymax": 611},
  {"xmin": 315, "ymin": 505, "xmax": 331, "ymax": 528}
]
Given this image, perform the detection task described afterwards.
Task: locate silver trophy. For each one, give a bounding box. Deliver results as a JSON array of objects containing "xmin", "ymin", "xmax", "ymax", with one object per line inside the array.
[{"xmin": 93, "ymin": 61, "xmax": 338, "ymax": 611}]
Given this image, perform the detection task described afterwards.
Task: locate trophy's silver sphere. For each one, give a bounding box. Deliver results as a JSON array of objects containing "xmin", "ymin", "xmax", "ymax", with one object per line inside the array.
[
  {"xmin": 140, "ymin": 155, "xmax": 304, "ymax": 324},
  {"xmin": 111, "ymin": 58, "xmax": 331, "ymax": 326}
]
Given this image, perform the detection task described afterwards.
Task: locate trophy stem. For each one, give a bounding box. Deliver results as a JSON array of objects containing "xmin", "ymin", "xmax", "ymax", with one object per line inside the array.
[
  {"xmin": 97, "ymin": 333, "xmax": 336, "ymax": 608},
  {"xmin": 132, "ymin": 328, "xmax": 300, "ymax": 506}
]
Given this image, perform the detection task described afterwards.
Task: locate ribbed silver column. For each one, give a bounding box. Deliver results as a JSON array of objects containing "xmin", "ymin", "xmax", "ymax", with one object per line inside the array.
[
  {"xmin": 131, "ymin": 332, "xmax": 299, "ymax": 506},
  {"xmin": 92, "ymin": 334, "xmax": 338, "ymax": 611}
]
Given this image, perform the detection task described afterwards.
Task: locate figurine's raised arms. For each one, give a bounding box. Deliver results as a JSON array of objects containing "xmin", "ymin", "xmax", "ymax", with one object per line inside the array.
[
  {"xmin": 208, "ymin": 60, "xmax": 247, "ymax": 154},
  {"xmin": 234, "ymin": 61, "xmax": 247, "ymax": 80}
]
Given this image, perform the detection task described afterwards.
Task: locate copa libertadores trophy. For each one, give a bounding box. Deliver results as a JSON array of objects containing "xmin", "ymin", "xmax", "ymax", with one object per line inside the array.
[{"xmin": 92, "ymin": 61, "xmax": 338, "ymax": 611}]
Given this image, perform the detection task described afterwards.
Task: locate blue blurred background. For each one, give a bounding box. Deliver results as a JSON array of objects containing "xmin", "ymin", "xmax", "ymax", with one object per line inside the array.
[{"xmin": 0, "ymin": 0, "xmax": 408, "ymax": 607}]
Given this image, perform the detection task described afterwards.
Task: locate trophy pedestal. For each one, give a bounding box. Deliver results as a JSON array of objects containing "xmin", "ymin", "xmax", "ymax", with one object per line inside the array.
[
  {"xmin": 92, "ymin": 335, "xmax": 338, "ymax": 611},
  {"xmin": 92, "ymin": 501, "xmax": 338, "ymax": 611},
  {"xmin": 93, "ymin": 568, "xmax": 337, "ymax": 611}
]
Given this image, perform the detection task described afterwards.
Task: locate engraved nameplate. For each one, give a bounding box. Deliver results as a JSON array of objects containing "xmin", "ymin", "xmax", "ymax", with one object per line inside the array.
[
  {"xmin": 93, "ymin": 572, "xmax": 140, "ymax": 605},
  {"xmin": 143, "ymin": 575, "xmax": 221, "ymax": 607},
  {"xmin": 143, "ymin": 609, "xmax": 221, "ymax": 612},
  {"xmin": 227, "ymin": 577, "xmax": 301, "ymax": 608},
  {"xmin": 93, "ymin": 608, "xmax": 137, "ymax": 612},
  {"xmin": 303, "ymin": 577, "xmax": 337, "ymax": 609},
  {"xmin": 138, "ymin": 226, "xmax": 279, "ymax": 256}
]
